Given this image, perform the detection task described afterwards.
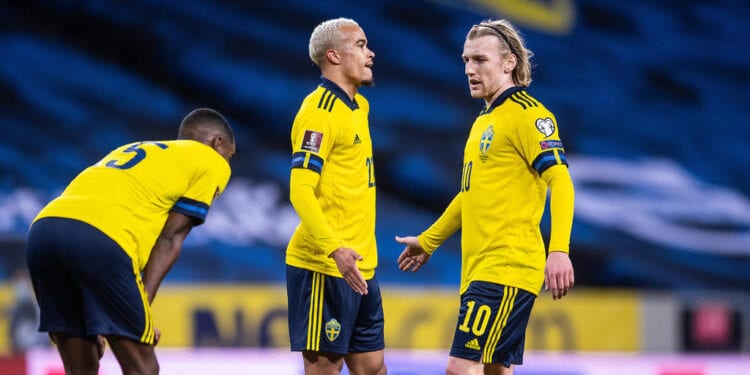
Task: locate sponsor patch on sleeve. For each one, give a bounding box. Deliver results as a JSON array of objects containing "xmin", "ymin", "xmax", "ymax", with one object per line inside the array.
[
  {"xmin": 301, "ymin": 130, "xmax": 323, "ymax": 153},
  {"xmin": 539, "ymin": 140, "xmax": 564, "ymax": 150}
]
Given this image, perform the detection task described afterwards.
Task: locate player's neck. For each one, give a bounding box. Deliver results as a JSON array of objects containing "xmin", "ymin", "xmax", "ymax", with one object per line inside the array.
[{"xmin": 321, "ymin": 72, "xmax": 358, "ymax": 101}]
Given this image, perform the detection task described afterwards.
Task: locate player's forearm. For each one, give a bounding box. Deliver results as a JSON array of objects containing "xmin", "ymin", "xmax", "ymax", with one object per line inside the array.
[
  {"xmin": 418, "ymin": 193, "xmax": 462, "ymax": 254},
  {"xmin": 545, "ymin": 166, "xmax": 575, "ymax": 253},
  {"xmin": 289, "ymin": 178, "xmax": 343, "ymax": 256},
  {"xmin": 143, "ymin": 236, "xmax": 183, "ymax": 303}
]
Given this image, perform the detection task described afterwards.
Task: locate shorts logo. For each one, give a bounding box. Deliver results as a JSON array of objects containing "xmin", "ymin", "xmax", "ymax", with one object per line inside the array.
[
  {"xmin": 301, "ymin": 130, "xmax": 323, "ymax": 153},
  {"xmin": 539, "ymin": 140, "xmax": 564, "ymax": 150},
  {"xmin": 325, "ymin": 318, "xmax": 341, "ymax": 342},
  {"xmin": 465, "ymin": 338, "xmax": 481, "ymax": 350},
  {"xmin": 535, "ymin": 117, "xmax": 555, "ymax": 138}
]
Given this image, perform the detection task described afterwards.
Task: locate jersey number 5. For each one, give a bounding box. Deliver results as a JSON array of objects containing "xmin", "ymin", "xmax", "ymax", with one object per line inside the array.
[{"xmin": 106, "ymin": 142, "xmax": 168, "ymax": 170}]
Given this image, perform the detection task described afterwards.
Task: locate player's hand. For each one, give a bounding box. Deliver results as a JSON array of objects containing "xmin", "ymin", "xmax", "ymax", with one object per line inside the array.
[
  {"xmin": 396, "ymin": 236, "xmax": 431, "ymax": 273},
  {"xmin": 331, "ymin": 247, "xmax": 368, "ymax": 295},
  {"xmin": 544, "ymin": 251, "xmax": 574, "ymax": 300},
  {"xmin": 154, "ymin": 327, "xmax": 162, "ymax": 346}
]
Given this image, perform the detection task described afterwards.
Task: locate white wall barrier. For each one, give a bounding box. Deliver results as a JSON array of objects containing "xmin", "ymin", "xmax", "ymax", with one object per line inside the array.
[{"xmin": 26, "ymin": 348, "xmax": 750, "ymax": 375}]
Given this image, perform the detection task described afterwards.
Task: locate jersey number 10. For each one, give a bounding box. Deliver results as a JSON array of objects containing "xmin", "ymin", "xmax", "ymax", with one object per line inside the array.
[{"xmin": 461, "ymin": 161, "xmax": 473, "ymax": 192}]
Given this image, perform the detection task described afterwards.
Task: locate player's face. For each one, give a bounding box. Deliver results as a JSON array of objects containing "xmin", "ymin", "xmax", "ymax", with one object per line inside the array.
[
  {"xmin": 463, "ymin": 35, "xmax": 509, "ymax": 103},
  {"xmin": 338, "ymin": 25, "xmax": 375, "ymax": 87}
]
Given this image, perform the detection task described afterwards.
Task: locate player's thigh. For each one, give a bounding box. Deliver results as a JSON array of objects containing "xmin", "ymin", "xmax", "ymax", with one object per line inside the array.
[
  {"xmin": 302, "ymin": 351, "xmax": 345, "ymax": 374},
  {"xmin": 446, "ymin": 355, "xmax": 483, "ymax": 375},
  {"xmin": 106, "ymin": 335, "xmax": 158, "ymax": 375},
  {"xmin": 51, "ymin": 333, "xmax": 101, "ymax": 373},
  {"xmin": 485, "ymin": 362, "xmax": 515, "ymax": 375},
  {"xmin": 344, "ymin": 350, "xmax": 386, "ymax": 375}
]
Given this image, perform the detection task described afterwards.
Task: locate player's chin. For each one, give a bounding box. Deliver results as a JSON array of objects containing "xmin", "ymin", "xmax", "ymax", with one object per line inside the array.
[
  {"xmin": 468, "ymin": 89, "xmax": 484, "ymax": 99},
  {"xmin": 361, "ymin": 77, "xmax": 375, "ymax": 87}
]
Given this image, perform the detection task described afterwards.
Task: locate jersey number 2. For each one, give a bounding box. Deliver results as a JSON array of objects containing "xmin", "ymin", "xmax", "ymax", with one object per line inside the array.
[{"xmin": 366, "ymin": 156, "xmax": 376, "ymax": 187}]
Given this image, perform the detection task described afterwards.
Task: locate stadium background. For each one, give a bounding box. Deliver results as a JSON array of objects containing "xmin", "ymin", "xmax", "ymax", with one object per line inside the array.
[{"xmin": 0, "ymin": 0, "xmax": 748, "ymax": 373}]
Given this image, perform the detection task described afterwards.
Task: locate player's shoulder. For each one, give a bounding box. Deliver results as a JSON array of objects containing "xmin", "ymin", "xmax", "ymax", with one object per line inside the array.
[
  {"xmin": 299, "ymin": 85, "xmax": 338, "ymax": 114},
  {"xmin": 505, "ymin": 89, "xmax": 550, "ymax": 114}
]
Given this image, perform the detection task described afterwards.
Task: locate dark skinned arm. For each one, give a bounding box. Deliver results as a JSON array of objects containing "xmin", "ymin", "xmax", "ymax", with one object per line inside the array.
[{"xmin": 142, "ymin": 212, "xmax": 195, "ymax": 304}]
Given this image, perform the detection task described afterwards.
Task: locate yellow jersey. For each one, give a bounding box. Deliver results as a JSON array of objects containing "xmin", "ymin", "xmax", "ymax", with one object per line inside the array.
[
  {"xmin": 286, "ymin": 78, "xmax": 378, "ymax": 279},
  {"xmin": 34, "ymin": 140, "xmax": 231, "ymax": 271},
  {"xmin": 421, "ymin": 87, "xmax": 572, "ymax": 294}
]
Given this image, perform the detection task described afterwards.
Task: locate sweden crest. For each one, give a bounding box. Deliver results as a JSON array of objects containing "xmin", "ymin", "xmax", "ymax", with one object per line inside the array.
[
  {"xmin": 325, "ymin": 318, "xmax": 341, "ymax": 342},
  {"xmin": 480, "ymin": 125, "xmax": 494, "ymax": 155}
]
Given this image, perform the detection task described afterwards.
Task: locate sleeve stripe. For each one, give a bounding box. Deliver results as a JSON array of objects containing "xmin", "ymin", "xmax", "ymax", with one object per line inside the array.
[
  {"xmin": 308, "ymin": 154, "xmax": 324, "ymax": 173},
  {"xmin": 291, "ymin": 152, "xmax": 306, "ymax": 168},
  {"xmin": 290, "ymin": 151, "xmax": 324, "ymax": 173},
  {"xmin": 532, "ymin": 150, "xmax": 568, "ymax": 175},
  {"xmin": 172, "ymin": 197, "xmax": 209, "ymax": 223}
]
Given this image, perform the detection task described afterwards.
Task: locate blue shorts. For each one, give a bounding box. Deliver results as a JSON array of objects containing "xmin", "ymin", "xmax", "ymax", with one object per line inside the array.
[
  {"xmin": 26, "ymin": 217, "xmax": 155, "ymax": 344},
  {"xmin": 449, "ymin": 281, "xmax": 536, "ymax": 367},
  {"xmin": 286, "ymin": 265, "xmax": 384, "ymax": 354}
]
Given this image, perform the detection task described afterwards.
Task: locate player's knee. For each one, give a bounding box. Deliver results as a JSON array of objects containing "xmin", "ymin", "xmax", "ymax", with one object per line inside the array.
[
  {"xmin": 445, "ymin": 364, "xmax": 461, "ymax": 375},
  {"xmin": 349, "ymin": 363, "xmax": 386, "ymax": 375},
  {"xmin": 445, "ymin": 358, "xmax": 481, "ymax": 375},
  {"xmin": 121, "ymin": 359, "xmax": 159, "ymax": 375}
]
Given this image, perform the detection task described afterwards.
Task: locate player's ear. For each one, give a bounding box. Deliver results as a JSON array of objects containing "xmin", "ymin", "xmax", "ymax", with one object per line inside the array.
[
  {"xmin": 209, "ymin": 135, "xmax": 224, "ymax": 150},
  {"xmin": 325, "ymin": 49, "xmax": 340, "ymax": 65},
  {"xmin": 503, "ymin": 54, "xmax": 517, "ymax": 73}
]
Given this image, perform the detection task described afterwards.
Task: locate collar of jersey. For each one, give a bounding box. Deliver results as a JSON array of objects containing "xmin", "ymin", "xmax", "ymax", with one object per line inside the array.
[
  {"xmin": 320, "ymin": 77, "xmax": 359, "ymax": 110},
  {"xmin": 480, "ymin": 86, "xmax": 524, "ymax": 115}
]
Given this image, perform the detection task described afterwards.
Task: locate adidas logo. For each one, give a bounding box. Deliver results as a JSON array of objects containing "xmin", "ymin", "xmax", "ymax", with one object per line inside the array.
[
  {"xmin": 464, "ymin": 338, "xmax": 481, "ymax": 350},
  {"xmin": 353, "ymin": 134, "xmax": 361, "ymax": 145}
]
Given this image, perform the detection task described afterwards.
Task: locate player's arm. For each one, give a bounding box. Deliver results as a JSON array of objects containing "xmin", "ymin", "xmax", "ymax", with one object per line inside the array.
[
  {"xmin": 542, "ymin": 164, "xmax": 575, "ymax": 300},
  {"xmin": 417, "ymin": 192, "xmax": 462, "ymax": 252},
  {"xmin": 289, "ymin": 167, "xmax": 344, "ymax": 254},
  {"xmin": 397, "ymin": 193, "xmax": 462, "ymax": 272},
  {"xmin": 142, "ymin": 212, "xmax": 195, "ymax": 304},
  {"xmin": 290, "ymin": 167, "xmax": 367, "ymax": 294}
]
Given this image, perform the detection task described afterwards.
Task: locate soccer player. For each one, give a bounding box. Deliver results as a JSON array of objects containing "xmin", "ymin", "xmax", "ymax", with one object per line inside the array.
[
  {"xmin": 26, "ymin": 108, "xmax": 235, "ymax": 375},
  {"xmin": 285, "ymin": 18, "xmax": 386, "ymax": 375},
  {"xmin": 396, "ymin": 19, "xmax": 575, "ymax": 375}
]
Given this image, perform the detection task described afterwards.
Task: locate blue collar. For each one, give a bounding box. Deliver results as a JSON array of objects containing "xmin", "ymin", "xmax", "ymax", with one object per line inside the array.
[
  {"xmin": 480, "ymin": 86, "xmax": 524, "ymax": 115},
  {"xmin": 320, "ymin": 77, "xmax": 359, "ymax": 110}
]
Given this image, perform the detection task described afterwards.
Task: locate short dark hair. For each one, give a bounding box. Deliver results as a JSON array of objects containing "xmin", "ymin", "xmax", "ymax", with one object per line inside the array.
[{"xmin": 178, "ymin": 108, "xmax": 234, "ymax": 144}]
